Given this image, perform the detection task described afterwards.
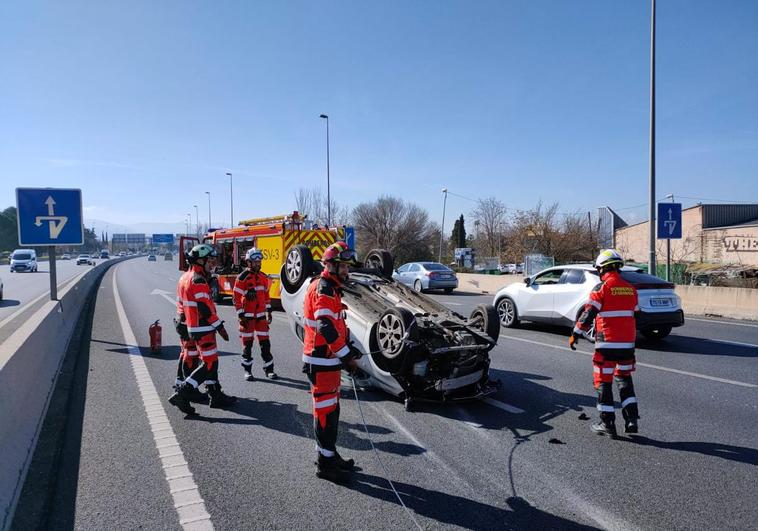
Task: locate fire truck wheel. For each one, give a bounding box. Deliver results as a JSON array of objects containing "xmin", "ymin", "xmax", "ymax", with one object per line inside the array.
[
  {"xmin": 364, "ymin": 249, "xmax": 394, "ymax": 279},
  {"xmin": 281, "ymin": 244, "xmax": 314, "ymax": 294}
]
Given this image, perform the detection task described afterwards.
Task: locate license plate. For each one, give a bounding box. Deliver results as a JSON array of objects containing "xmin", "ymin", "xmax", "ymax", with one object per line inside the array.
[{"xmin": 650, "ymin": 298, "xmax": 671, "ymax": 307}]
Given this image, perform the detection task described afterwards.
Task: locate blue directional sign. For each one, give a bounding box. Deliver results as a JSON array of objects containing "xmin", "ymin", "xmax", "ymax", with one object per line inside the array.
[
  {"xmin": 657, "ymin": 202, "xmax": 682, "ymax": 240},
  {"xmin": 16, "ymin": 188, "xmax": 84, "ymax": 245},
  {"xmin": 344, "ymin": 227, "xmax": 355, "ymax": 249},
  {"xmin": 152, "ymin": 233, "xmax": 175, "ymax": 244}
]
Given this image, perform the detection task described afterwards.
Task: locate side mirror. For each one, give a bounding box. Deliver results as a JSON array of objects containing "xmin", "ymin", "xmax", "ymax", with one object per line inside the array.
[{"xmin": 524, "ymin": 277, "xmax": 531, "ymax": 286}]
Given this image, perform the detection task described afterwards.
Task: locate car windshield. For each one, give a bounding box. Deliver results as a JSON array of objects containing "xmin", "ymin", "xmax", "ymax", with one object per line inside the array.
[
  {"xmin": 12, "ymin": 252, "xmax": 32, "ymax": 260},
  {"xmin": 588, "ymin": 270, "xmax": 671, "ymax": 286},
  {"xmin": 79, "ymin": 255, "xmax": 89, "ymax": 258},
  {"xmin": 423, "ymin": 263, "xmax": 450, "ymax": 271}
]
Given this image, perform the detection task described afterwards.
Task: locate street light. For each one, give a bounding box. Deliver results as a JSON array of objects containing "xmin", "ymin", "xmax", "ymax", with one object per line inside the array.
[
  {"xmin": 193, "ymin": 205, "xmax": 199, "ymax": 236},
  {"xmin": 186, "ymin": 214, "xmax": 191, "ymax": 237},
  {"xmin": 438, "ymin": 188, "xmax": 448, "ymax": 263},
  {"xmin": 205, "ymin": 191, "xmax": 211, "ymax": 228},
  {"xmin": 319, "ymin": 113, "xmax": 331, "ymax": 227},
  {"xmin": 226, "ymin": 172, "xmax": 234, "ymax": 227},
  {"xmin": 648, "ymin": 0, "xmax": 657, "ymax": 276}
]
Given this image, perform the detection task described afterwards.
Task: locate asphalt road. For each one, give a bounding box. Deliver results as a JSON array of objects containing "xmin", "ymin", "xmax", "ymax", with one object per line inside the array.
[
  {"xmin": 15, "ymin": 259, "xmax": 758, "ymax": 530},
  {"xmin": 0, "ymin": 259, "xmax": 98, "ymax": 342}
]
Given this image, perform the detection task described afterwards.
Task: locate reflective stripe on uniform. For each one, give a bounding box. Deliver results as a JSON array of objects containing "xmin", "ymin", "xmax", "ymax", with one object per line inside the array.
[
  {"xmin": 204, "ymin": 380, "xmax": 217, "ymax": 385},
  {"xmin": 182, "ymin": 300, "xmax": 198, "ymax": 307},
  {"xmin": 233, "ymin": 287, "xmax": 245, "ymax": 295},
  {"xmin": 601, "ymin": 367, "xmax": 615, "ymax": 374},
  {"xmin": 334, "ymin": 345, "xmax": 350, "ymax": 358},
  {"xmin": 262, "ymin": 360, "xmax": 274, "ymax": 368},
  {"xmin": 240, "ymin": 332, "xmax": 254, "ymax": 338},
  {"xmin": 255, "ymin": 331, "xmax": 269, "ymax": 337},
  {"xmin": 188, "ymin": 325, "xmax": 215, "ymax": 333},
  {"xmin": 302, "ymin": 354, "xmax": 341, "ymax": 366},
  {"xmin": 621, "ymin": 397, "xmax": 638, "ymax": 408},
  {"xmin": 314, "ymin": 397, "xmax": 338, "ymax": 409},
  {"xmin": 255, "ymin": 286, "xmax": 266, "ymax": 291},
  {"xmin": 596, "ymin": 341, "xmax": 636, "ymax": 349},
  {"xmin": 315, "ymin": 308, "xmax": 342, "ymax": 320},
  {"xmin": 303, "ymin": 318, "xmax": 319, "ymax": 328},
  {"xmin": 617, "ymin": 364, "xmax": 635, "ymax": 371},
  {"xmin": 599, "ymin": 310, "xmax": 635, "ymax": 318},
  {"xmin": 241, "ymin": 359, "xmax": 253, "ymax": 366},
  {"xmin": 597, "ymin": 404, "xmax": 615, "ymax": 412},
  {"xmin": 255, "ymin": 312, "xmax": 266, "ymax": 318},
  {"xmin": 199, "ymin": 348, "xmax": 218, "ymax": 357},
  {"xmin": 587, "ymin": 300, "xmax": 602, "ymax": 310},
  {"xmin": 195, "ymin": 292, "xmax": 210, "ymax": 300}
]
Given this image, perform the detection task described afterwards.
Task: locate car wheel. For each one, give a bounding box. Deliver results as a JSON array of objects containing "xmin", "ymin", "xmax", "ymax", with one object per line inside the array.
[
  {"xmin": 468, "ymin": 304, "xmax": 500, "ymax": 348},
  {"xmin": 642, "ymin": 326, "xmax": 671, "ymax": 341},
  {"xmin": 375, "ymin": 307, "xmax": 417, "ymax": 373},
  {"xmin": 444, "ymin": 287, "xmax": 454, "ymax": 294},
  {"xmin": 281, "ymin": 244, "xmax": 314, "ymax": 294},
  {"xmin": 413, "ymin": 279, "xmax": 423, "ymax": 293},
  {"xmin": 364, "ymin": 249, "xmax": 394, "ymax": 279},
  {"xmin": 496, "ymin": 297, "xmax": 519, "ymax": 328}
]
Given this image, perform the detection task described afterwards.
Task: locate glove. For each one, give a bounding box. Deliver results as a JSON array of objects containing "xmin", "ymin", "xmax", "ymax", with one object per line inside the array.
[
  {"xmin": 348, "ymin": 343, "xmax": 363, "ymax": 360},
  {"xmin": 218, "ymin": 325, "xmax": 229, "ymax": 341},
  {"xmin": 569, "ymin": 332, "xmax": 580, "ymax": 351},
  {"xmin": 344, "ymin": 358, "xmax": 360, "ymax": 375},
  {"xmin": 266, "ymin": 310, "xmax": 273, "ymax": 324}
]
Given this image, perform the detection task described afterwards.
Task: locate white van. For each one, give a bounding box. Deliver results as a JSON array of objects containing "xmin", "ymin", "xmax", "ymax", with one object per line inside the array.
[{"xmin": 10, "ymin": 249, "xmax": 38, "ymax": 272}]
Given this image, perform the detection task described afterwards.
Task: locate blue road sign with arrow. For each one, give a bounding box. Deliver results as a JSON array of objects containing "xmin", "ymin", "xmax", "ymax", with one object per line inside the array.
[
  {"xmin": 657, "ymin": 202, "xmax": 682, "ymax": 240},
  {"xmin": 152, "ymin": 234, "xmax": 175, "ymax": 244},
  {"xmin": 16, "ymin": 188, "xmax": 84, "ymax": 245}
]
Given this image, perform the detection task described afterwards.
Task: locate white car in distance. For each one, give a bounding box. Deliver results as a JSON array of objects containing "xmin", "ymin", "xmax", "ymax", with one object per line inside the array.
[{"xmin": 493, "ymin": 264, "xmax": 684, "ymax": 340}]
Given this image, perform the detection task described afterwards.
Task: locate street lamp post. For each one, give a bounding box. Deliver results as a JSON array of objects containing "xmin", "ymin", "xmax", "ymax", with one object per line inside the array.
[
  {"xmin": 194, "ymin": 205, "xmax": 199, "ymax": 237},
  {"xmin": 186, "ymin": 214, "xmax": 191, "ymax": 237},
  {"xmin": 648, "ymin": 0, "xmax": 657, "ymax": 277},
  {"xmin": 226, "ymin": 172, "xmax": 234, "ymax": 227},
  {"xmin": 319, "ymin": 114, "xmax": 331, "ymax": 227},
  {"xmin": 438, "ymin": 188, "xmax": 448, "ymax": 263},
  {"xmin": 205, "ymin": 191, "xmax": 211, "ymax": 228}
]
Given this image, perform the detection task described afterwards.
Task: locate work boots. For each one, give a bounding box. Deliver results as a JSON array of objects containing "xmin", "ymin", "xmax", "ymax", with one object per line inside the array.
[
  {"xmin": 265, "ymin": 369, "xmax": 278, "ymax": 380},
  {"xmin": 622, "ymin": 406, "xmax": 640, "ymax": 434},
  {"xmin": 334, "ymin": 452, "xmax": 356, "ymax": 471},
  {"xmin": 175, "ymin": 381, "xmax": 209, "ymax": 403},
  {"xmin": 208, "ymin": 384, "xmax": 238, "ymax": 409},
  {"xmin": 590, "ymin": 421, "xmax": 618, "ymax": 438},
  {"xmin": 168, "ymin": 384, "xmax": 197, "ymax": 415},
  {"xmin": 316, "ymin": 454, "xmax": 351, "ymax": 483},
  {"xmin": 243, "ymin": 366, "xmax": 255, "ymax": 382}
]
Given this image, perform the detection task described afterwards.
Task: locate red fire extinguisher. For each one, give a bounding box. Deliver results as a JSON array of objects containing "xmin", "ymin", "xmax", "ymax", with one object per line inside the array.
[{"xmin": 149, "ymin": 320, "xmax": 162, "ymax": 353}]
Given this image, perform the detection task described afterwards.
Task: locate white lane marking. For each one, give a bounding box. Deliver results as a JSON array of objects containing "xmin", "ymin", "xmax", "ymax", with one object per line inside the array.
[
  {"xmin": 483, "ymin": 398, "xmax": 525, "ymax": 414},
  {"xmin": 687, "ymin": 317, "xmax": 758, "ymax": 329},
  {"xmin": 442, "ymin": 301, "xmax": 462, "ymax": 306},
  {"xmin": 707, "ymin": 338, "xmax": 758, "ymax": 349},
  {"xmin": 0, "ymin": 270, "xmax": 88, "ymax": 330},
  {"xmin": 151, "ymin": 288, "xmax": 176, "ymax": 306},
  {"xmin": 113, "ymin": 269, "xmax": 214, "ymax": 530},
  {"xmin": 499, "ymin": 334, "xmax": 757, "ymax": 389}
]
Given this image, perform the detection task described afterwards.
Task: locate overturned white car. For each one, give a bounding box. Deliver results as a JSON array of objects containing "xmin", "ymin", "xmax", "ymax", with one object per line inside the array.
[{"xmin": 280, "ymin": 245, "xmax": 501, "ymax": 410}]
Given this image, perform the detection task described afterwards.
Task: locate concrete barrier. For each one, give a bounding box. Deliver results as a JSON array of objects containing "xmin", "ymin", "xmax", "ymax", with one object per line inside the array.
[
  {"xmin": 455, "ymin": 273, "xmax": 758, "ymax": 321},
  {"xmin": 0, "ymin": 258, "xmax": 129, "ymax": 529}
]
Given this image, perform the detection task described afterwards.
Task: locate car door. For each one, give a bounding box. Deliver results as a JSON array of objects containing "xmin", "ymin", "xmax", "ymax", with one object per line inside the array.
[
  {"xmin": 551, "ymin": 268, "xmax": 587, "ymax": 324},
  {"xmin": 394, "ymin": 264, "xmax": 410, "ymax": 285},
  {"xmin": 520, "ymin": 269, "xmax": 564, "ymax": 322},
  {"xmin": 406, "ymin": 264, "xmax": 421, "ymax": 287}
]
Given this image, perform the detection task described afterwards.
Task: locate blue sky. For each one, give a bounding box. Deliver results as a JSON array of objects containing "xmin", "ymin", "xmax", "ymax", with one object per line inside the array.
[{"xmin": 1, "ymin": 0, "xmax": 757, "ymax": 232}]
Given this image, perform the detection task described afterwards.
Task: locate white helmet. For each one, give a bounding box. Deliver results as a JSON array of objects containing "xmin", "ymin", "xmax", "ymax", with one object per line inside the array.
[
  {"xmin": 244, "ymin": 248, "xmax": 263, "ymax": 262},
  {"xmin": 595, "ymin": 249, "xmax": 624, "ymax": 270}
]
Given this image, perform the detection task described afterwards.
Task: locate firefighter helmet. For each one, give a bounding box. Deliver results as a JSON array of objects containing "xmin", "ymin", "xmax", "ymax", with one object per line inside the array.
[
  {"xmin": 244, "ymin": 247, "xmax": 263, "ymax": 262},
  {"xmin": 595, "ymin": 249, "xmax": 624, "ymax": 270},
  {"xmin": 322, "ymin": 241, "xmax": 358, "ymax": 265},
  {"xmin": 187, "ymin": 243, "xmax": 217, "ymax": 263}
]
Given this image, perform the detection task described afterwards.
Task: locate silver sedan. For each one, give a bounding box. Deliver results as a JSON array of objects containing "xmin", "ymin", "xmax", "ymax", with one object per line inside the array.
[{"xmin": 392, "ymin": 262, "xmax": 458, "ymax": 293}]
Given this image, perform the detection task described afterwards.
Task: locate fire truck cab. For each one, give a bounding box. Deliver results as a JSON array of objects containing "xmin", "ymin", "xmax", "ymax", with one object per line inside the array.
[{"xmin": 179, "ymin": 211, "xmax": 352, "ymax": 304}]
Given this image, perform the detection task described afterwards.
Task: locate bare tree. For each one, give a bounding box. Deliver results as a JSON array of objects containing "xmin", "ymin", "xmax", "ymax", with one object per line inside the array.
[
  {"xmin": 294, "ymin": 186, "xmax": 350, "ymax": 227},
  {"xmin": 352, "ymin": 196, "xmax": 437, "ymax": 264},
  {"xmin": 470, "ymin": 197, "xmax": 507, "ymax": 258}
]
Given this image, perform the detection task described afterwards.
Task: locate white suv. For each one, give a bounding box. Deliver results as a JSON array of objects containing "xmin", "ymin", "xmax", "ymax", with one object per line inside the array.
[{"xmin": 493, "ymin": 264, "xmax": 684, "ymax": 340}]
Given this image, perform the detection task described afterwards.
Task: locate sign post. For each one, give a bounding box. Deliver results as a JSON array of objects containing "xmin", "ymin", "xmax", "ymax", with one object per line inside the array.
[
  {"xmin": 16, "ymin": 188, "xmax": 84, "ymax": 300},
  {"xmin": 656, "ymin": 200, "xmax": 682, "ymax": 281}
]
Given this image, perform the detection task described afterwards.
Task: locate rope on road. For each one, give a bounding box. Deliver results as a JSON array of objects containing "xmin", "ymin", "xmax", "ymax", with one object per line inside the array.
[{"xmin": 350, "ymin": 376, "xmax": 424, "ymax": 531}]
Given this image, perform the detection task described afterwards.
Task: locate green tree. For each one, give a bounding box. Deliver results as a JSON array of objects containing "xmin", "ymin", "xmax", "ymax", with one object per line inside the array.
[
  {"xmin": 0, "ymin": 206, "xmax": 19, "ymax": 252},
  {"xmin": 450, "ymin": 214, "xmax": 466, "ymax": 249}
]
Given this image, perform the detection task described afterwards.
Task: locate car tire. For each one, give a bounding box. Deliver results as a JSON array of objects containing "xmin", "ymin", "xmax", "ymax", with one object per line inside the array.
[
  {"xmin": 375, "ymin": 307, "xmax": 418, "ymax": 373},
  {"xmin": 413, "ymin": 279, "xmax": 423, "ymax": 293},
  {"xmin": 469, "ymin": 304, "xmax": 500, "ymax": 347},
  {"xmin": 496, "ymin": 297, "xmax": 519, "ymax": 328},
  {"xmin": 364, "ymin": 249, "xmax": 394, "ymax": 279},
  {"xmin": 444, "ymin": 287, "xmax": 454, "ymax": 294},
  {"xmin": 642, "ymin": 326, "xmax": 671, "ymax": 341},
  {"xmin": 281, "ymin": 244, "xmax": 314, "ymax": 294}
]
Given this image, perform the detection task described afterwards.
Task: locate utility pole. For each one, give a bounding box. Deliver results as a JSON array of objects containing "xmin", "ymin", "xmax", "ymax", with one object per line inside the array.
[
  {"xmin": 226, "ymin": 172, "xmax": 234, "ymax": 227},
  {"xmin": 205, "ymin": 191, "xmax": 211, "ymax": 229},
  {"xmin": 666, "ymin": 194, "xmax": 674, "ymax": 282},
  {"xmin": 438, "ymin": 188, "xmax": 448, "ymax": 263},
  {"xmin": 319, "ymin": 114, "xmax": 331, "ymax": 226},
  {"xmin": 648, "ymin": 0, "xmax": 657, "ymax": 277}
]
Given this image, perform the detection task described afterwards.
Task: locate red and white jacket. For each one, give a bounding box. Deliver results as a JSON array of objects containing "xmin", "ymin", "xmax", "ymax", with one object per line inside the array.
[
  {"xmin": 177, "ymin": 264, "xmax": 224, "ymax": 338},
  {"xmin": 233, "ymin": 269, "xmax": 271, "ymax": 319},
  {"xmin": 575, "ymin": 270, "xmax": 638, "ymax": 354},
  {"xmin": 302, "ymin": 271, "xmax": 357, "ymax": 372}
]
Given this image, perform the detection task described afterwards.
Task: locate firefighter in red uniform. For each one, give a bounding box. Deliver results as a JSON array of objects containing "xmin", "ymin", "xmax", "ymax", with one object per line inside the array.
[
  {"xmin": 303, "ymin": 241, "xmax": 363, "ymax": 483},
  {"xmin": 172, "ymin": 275, "xmax": 208, "ymax": 403},
  {"xmin": 169, "ymin": 244, "xmax": 237, "ymax": 415},
  {"xmin": 571, "ymin": 249, "xmax": 640, "ymax": 437},
  {"xmin": 234, "ymin": 248, "xmax": 277, "ymax": 381}
]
